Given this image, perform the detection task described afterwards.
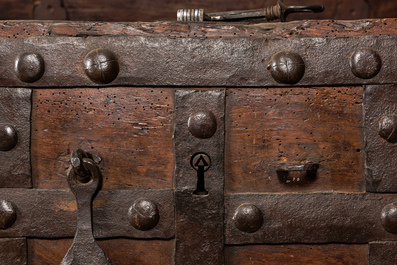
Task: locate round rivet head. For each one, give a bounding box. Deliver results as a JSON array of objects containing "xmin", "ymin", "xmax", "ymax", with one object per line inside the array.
[
  {"xmin": 350, "ymin": 48, "xmax": 381, "ymax": 79},
  {"xmin": 0, "ymin": 200, "xmax": 16, "ymax": 229},
  {"xmin": 84, "ymin": 48, "xmax": 119, "ymax": 84},
  {"xmin": 0, "ymin": 125, "xmax": 18, "ymax": 151},
  {"xmin": 233, "ymin": 204, "xmax": 263, "ymax": 233},
  {"xmin": 15, "ymin": 53, "xmax": 45, "ymax": 83},
  {"xmin": 188, "ymin": 110, "xmax": 217, "ymax": 139},
  {"xmin": 381, "ymin": 202, "xmax": 397, "ymax": 234},
  {"xmin": 267, "ymin": 51, "xmax": 305, "ymax": 84},
  {"xmin": 128, "ymin": 199, "xmax": 159, "ymax": 231},
  {"xmin": 379, "ymin": 115, "xmax": 397, "ymax": 143}
]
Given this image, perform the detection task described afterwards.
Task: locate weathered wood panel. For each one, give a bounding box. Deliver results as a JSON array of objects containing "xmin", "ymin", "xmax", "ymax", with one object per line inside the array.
[
  {"xmin": 0, "ymin": 238, "xmax": 27, "ymax": 265},
  {"xmin": 225, "ymin": 244, "xmax": 368, "ymax": 265},
  {"xmin": 31, "ymin": 88, "xmax": 174, "ymax": 190},
  {"xmin": 28, "ymin": 238, "xmax": 174, "ymax": 264},
  {"xmin": 0, "ymin": 19, "xmax": 397, "ymax": 40},
  {"xmin": 226, "ymin": 87, "xmax": 363, "ymax": 193}
]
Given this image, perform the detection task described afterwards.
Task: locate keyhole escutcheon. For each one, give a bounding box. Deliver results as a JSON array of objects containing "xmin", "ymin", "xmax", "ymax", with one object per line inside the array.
[{"xmin": 190, "ymin": 153, "xmax": 211, "ymax": 195}]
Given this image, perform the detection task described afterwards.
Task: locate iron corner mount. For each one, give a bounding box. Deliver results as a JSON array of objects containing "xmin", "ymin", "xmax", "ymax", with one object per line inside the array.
[{"xmin": 177, "ymin": 0, "xmax": 325, "ymax": 22}]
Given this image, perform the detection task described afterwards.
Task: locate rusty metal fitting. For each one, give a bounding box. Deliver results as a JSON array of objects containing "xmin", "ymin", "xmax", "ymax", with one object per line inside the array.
[
  {"xmin": 177, "ymin": 9, "xmax": 204, "ymax": 22},
  {"xmin": 70, "ymin": 149, "xmax": 102, "ymax": 184},
  {"xmin": 177, "ymin": 0, "xmax": 324, "ymax": 22}
]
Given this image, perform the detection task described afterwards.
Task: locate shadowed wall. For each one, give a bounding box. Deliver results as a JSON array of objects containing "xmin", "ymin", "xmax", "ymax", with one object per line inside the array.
[{"xmin": 3, "ymin": 0, "xmax": 397, "ymax": 22}]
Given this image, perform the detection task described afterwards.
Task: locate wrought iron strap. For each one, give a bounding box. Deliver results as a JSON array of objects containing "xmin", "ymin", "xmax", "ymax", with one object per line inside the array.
[
  {"xmin": 62, "ymin": 158, "xmax": 112, "ymax": 265},
  {"xmin": 174, "ymin": 90, "xmax": 225, "ymax": 264},
  {"xmin": 0, "ymin": 189, "xmax": 174, "ymax": 239},
  {"xmin": 364, "ymin": 84, "xmax": 397, "ymax": 192},
  {"xmin": 369, "ymin": 241, "xmax": 397, "ymax": 265},
  {"xmin": 0, "ymin": 88, "xmax": 31, "ymax": 188},
  {"xmin": 0, "ymin": 36, "xmax": 394, "ymax": 87},
  {"xmin": 225, "ymin": 193, "xmax": 397, "ymax": 244}
]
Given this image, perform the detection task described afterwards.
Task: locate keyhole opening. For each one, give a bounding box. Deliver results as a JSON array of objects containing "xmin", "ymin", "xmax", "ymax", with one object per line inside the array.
[
  {"xmin": 191, "ymin": 153, "xmax": 211, "ymax": 196},
  {"xmin": 193, "ymin": 168, "xmax": 208, "ymax": 195}
]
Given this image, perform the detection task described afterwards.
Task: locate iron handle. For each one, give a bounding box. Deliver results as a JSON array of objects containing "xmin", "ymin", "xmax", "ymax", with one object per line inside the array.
[
  {"xmin": 177, "ymin": 0, "xmax": 325, "ymax": 22},
  {"xmin": 61, "ymin": 150, "xmax": 111, "ymax": 265}
]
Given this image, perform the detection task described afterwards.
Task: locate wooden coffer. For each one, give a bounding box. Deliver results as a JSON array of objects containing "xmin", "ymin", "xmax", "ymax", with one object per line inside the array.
[{"xmin": 1, "ymin": 19, "xmax": 397, "ymax": 264}]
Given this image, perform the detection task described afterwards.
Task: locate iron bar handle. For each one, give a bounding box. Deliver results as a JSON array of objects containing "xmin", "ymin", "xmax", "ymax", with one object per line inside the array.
[
  {"xmin": 177, "ymin": 0, "xmax": 325, "ymax": 22},
  {"xmin": 61, "ymin": 155, "xmax": 112, "ymax": 265}
]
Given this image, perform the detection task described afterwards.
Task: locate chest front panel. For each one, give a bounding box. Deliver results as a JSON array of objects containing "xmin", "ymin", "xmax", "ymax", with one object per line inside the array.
[{"xmin": 0, "ymin": 19, "xmax": 397, "ymax": 264}]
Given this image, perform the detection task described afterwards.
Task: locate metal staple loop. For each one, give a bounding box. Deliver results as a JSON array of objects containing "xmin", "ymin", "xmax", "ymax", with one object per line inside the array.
[
  {"xmin": 70, "ymin": 148, "xmax": 102, "ymax": 183},
  {"xmin": 70, "ymin": 148, "xmax": 92, "ymax": 183}
]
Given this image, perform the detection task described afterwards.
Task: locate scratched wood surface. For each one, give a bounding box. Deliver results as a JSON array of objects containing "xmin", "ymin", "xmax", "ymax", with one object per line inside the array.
[
  {"xmin": 28, "ymin": 238, "xmax": 174, "ymax": 264},
  {"xmin": 31, "ymin": 88, "xmax": 174, "ymax": 190},
  {"xmin": 225, "ymin": 244, "xmax": 368, "ymax": 265},
  {"xmin": 1, "ymin": 19, "xmax": 397, "ymax": 40},
  {"xmin": 225, "ymin": 87, "xmax": 363, "ymax": 193}
]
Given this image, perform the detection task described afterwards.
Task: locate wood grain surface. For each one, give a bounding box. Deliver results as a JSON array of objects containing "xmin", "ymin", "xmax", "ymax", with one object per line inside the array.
[
  {"xmin": 226, "ymin": 87, "xmax": 363, "ymax": 193},
  {"xmin": 0, "ymin": 19, "xmax": 397, "ymax": 40},
  {"xmin": 31, "ymin": 87, "xmax": 174, "ymax": 190},
  {"xmin": 28, "ymin": 238, "xmax": 174, "ymax": 264},
  {"xmin": 225, "ymin": 244, "xmax": 368, "ymax": 265}
]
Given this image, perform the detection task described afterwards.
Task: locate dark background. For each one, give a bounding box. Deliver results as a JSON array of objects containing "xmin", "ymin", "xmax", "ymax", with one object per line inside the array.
[{"xmin": 3, "ymin": 0, "xmax": 397, "ymax": 22}]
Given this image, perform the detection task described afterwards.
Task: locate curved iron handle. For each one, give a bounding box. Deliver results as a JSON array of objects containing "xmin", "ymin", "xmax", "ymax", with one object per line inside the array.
[
  {"xmin": 61, "ymin": 156, "xmax": 112, "ymax": 265},
  {"xmin": 279, "ymin": 0, "xmax": 325, "ymax": 22}
]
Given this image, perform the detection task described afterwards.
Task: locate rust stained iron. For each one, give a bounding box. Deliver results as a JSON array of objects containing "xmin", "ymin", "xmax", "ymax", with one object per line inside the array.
[
  {"xmin": 70, "ymin": 149, "xmax": 102, "ymax": 184},
  {"xmin": 0, "ymin": 200, "xmax": 17, "ymax": 229},
  {"xmin": 174, "ymin": 90, "xmax": 225, "ymax": 264},
  {"xmin": 83, "ymin": 48, "xmax": 119, "ymax": 84},
  {"xmin": 187, "ymin": 110, "xmax": 217, "ymax": 139},
  {"xmin": 14, "ymin": 52, "xmax": 45, "ymax": 83},
  {"xmin": 0, "ymin": 189, "xmax": 174, "ymax": 238},
  {"xmin": 0, "ymin": 125, "xmax": 18, "ymax": 151},
  {"xmin": 225, "ymin": 193, "xmax": 397, "ymax": 244},
  {"xmin": 0, "ymin": 36, "xmax": 394, "ymax": 87},
  {"xmin": 61, "ymin": 157, "xmax": 111, "ymax": 265},
  {"xmin": 0, "ymin": 238, "xmax": 26, "ymax": 265},
  {"xmin": 364, "ymin": 85, "xmax": 397, "ymax": 192},
  {"xmin": 0, "ymin": 88, "xmax": 31, "ymax": 188},
  {"xmin": 177, "ymin": 0, "xmax": 324, "ymax": 22},
  {"xmin": 369, "ymin": 241, "xmax": 397, "ymax": 265},
  {"xmin": 127, "ymin": 198, "xmax": 160, "ymax": 231},
  {"xmin": 267, "ymin": 51, "xmax": 305, "ymax": 84}
]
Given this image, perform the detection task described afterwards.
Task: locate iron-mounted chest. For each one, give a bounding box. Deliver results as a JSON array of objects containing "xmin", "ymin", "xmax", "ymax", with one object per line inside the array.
[{"xmin": 0, "ymin": 18, "xmax": 397, "ymax": 264}]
